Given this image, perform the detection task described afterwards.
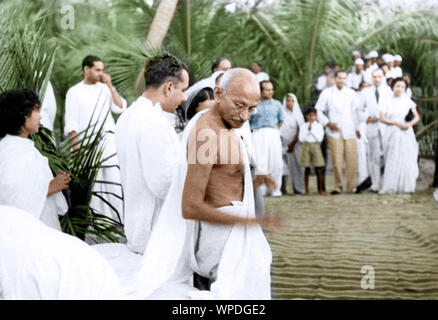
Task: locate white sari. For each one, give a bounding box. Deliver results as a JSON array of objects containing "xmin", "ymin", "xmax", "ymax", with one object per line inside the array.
[
  {"xmin": 0, "ymin": 135, "xmax": 67, "ymax": 230},
  {"xmin": 379, "ymin": 96, "xmax": 419, "ymax": 194},
  {"xmin": 126, "ymin": 109, "xmax": 272, "ymax": 300}
]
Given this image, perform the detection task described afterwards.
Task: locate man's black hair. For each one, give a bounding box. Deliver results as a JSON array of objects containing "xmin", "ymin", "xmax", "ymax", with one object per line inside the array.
[
  {"xmin": 0, "ymin": 89, "xmax": 41, "ymax": 138},
  {"xmin": 259, "ymin": 80, "xmax": 271, "ymax": 92},
  {"xmin": 82, "ymin": 55, "xmax": 102, "ymax": 70},
  {"xmin": 144, "ymin": 53, "xmax": 186, "ymax": 88},
  {"xmin": 334, "ymin": 70, "xmax": 346, "ymax": 78},
  {"xmin": 304, "ymin": 106, "xmax": 317, "ymax": 117}
]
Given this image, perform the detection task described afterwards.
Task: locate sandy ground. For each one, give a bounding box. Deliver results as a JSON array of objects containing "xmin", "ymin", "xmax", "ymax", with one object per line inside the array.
[{"xmin": 264, "ymin": 158, "xmax": 438, "ymax": 299}]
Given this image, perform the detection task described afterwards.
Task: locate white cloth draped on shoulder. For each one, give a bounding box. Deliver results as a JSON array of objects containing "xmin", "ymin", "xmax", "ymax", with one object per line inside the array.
[
  {"xmin": 0, "ymin": 205, "xmax": 126, "ymax": 300},
  {"xmin": 125, "ymin": 109, "xmax": 272, "ymax": 300},
  {"xmin": 0, "ymin": 135, "xmax": 67, "ymax": 230}
]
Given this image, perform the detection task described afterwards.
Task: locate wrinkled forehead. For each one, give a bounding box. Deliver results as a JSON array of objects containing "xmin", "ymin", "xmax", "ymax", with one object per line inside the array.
[{"xmin": 226, "ymin": 80, "xmax": 260, "ymax": 105}]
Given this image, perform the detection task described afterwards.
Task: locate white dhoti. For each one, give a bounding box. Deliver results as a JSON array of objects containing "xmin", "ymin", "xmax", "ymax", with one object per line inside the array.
[
  {"xmin": 252, "ymin": 127, "xmax": 283, "ymax": 196},
  {"xmin": 125, "ymin": 110, "xmax": 272, "ymax": 300}
]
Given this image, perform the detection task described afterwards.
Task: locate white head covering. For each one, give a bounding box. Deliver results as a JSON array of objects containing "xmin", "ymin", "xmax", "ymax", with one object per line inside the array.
[
  {"xmin": 368, "ymin": 50, "xmax": 378, "ymax": 58},
  {"xmin": 282, "ymin": 93, "xmax": 305, "ymax": 125},
  {"xmin": 394, "ymin": 55, "xmax": 402, "ymax": 62},
  {"xmin": 352, "ymin": 50, "xmax": 361, "ymax": 57},
  {"xmin": 354, "ymin": 58, "xmax": 364, "ymax": 65},
  {"xmin": 382, "ymin": 54, "xmax": 394, "ymax": 63}
]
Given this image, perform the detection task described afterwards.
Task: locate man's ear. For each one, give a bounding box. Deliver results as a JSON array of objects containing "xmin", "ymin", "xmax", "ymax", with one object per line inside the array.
[
  {"xmin": 164, "ymin": 81, "xmax": 175, "ymax": 97},
  {"xmin": 214, "ymin": 86, "xmax": 223, "ymax": 100}
]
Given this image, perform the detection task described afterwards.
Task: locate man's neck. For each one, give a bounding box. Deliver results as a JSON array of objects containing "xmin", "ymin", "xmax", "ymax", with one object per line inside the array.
[
  {"xmin": 83, "ymin": 78, "xmax": 98, "ymax": 85},
  {"xmin": 336, "ymin": 85, "xmax": 344, "ymax": 91},
  {"xmin": 142, "ymin": 89, "xmax": 162, "ymax": 107},
  {"xmin": 261, "ymin": 97, "xmax": 271, "ymax": 102}
]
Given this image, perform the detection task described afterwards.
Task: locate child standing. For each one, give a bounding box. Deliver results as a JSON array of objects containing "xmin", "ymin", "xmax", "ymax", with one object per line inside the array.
[{"xmin": 298, "ymin": 107, "xmax": 328, "ymax": 196}]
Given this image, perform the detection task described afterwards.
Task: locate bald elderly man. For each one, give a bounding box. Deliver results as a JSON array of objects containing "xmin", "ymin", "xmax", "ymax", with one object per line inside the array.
[{"xmin": 130, "ymin": 68, "xmax": 281, "ymax": 300}]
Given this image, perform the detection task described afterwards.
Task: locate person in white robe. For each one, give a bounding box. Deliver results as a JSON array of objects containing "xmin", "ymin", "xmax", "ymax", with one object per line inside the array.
[
  {"xmin": 40, "ymin": 81, "xmax": 57, "ymax": 131},
  {"xmin": 316, "ymin": 64, "xmax": 332, "ymax": 92},
  {"xmin": 64, "ymin": 55, "xmax": 127, "ymax": 222},
  {"xmin": 115, "ymin": 54, "xmax": 189, "ymax": 254},
  {"xmin": 392, "ymin": 55, "xmax": 403, "ymax": 79},
  {"xmin": 280, "ymin": 93, "xmax": 305, "ymax": 194},
  {"xmin": 251, "ymin": 61, "xmax": 270, "ymax": 82},
  {"xmin": 0, "ymin": 89, "xmax": 69, "ymax": 231},
  {"xmin": 126, "ymin": 69, "xmax": 279, "ymax": 300},
  {"xmin": 346, "ymin": 58, "xmax": 365, "ymax": 91},
  {"xmin": 0, "ymin": 205, "xmax": 126, "ymax": 300},
  {"xmin": 379, "ymin": 78, "xmax": 420, "ymax": 194}
]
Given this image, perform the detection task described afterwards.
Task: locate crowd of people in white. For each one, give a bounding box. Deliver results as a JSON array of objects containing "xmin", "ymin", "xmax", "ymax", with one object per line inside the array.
[{"xmin": 0, "ymin": 49, "xmax": 436, "ymax": 300}]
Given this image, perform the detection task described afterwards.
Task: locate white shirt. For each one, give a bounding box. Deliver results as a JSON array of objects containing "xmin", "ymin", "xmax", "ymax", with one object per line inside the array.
[
  {"xmin": 40, "ymin": 81, "xmax": 57, "ymax": 131},
  {"xmin": 346, "ymin": 71, "xmax": 365, "ymax": 90},
  {"xmin": 255, "ymin": 72, "xmax": 270, "ymax": 82},
  {"xmin": 315, "ymin": 86, "xmax": 357, "ymax": 139},
  {"xmin": 298, "ymin": 121, "xmax": 324, "ymax": 143},
  {"xmin": 64, "ymin": 81, "xmax": 127, "ymax": 165},
  {"xmin": 392, "ymin": 66, "xmax": 403, "ymax": 78},
  {"xmin": 115, "ymin": 96, "xmax": 180, "ymax": 254},
  {"xmin": 316, "ymin": 74, "xmax": 328, "ymax": 91}
]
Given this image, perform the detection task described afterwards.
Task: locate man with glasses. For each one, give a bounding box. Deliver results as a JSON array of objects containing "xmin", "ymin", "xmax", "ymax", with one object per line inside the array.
[
  {"xmin": 132, "ymin": 68, "xmax": 282, "ymax": 299},
  {"xmin": 249, "ymin": 80, "xmax": 284, "ymax": 196}
]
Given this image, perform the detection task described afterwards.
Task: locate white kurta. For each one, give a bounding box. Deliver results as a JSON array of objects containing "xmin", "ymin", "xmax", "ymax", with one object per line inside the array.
[
  {"xmin": 40, "ymin": 81, "xmax": 57, "ymax": 131},
  {"xmin": 64, "ymin": 81, "xmax": 126, "ymax": 221},
  {"xmin": 316, "ymin": 74, "xmax": 328, "ymax": 92},
  {"xmin": 379, "ymin": 96, "xmax": 419, "ymax": 194},
  {"xmin": 315, "ymin": 86, "xmax": 358, "ymax": 140},
  {"xmin": 0, "ymin": 205, "xmax": 126, "ymax": 300},
  {"xmin": 115, "ymin": 96, "xmax": 180, "ymax": 254},
  {"xmin": 126, "ymin": 109, "xmax": 272, "ymax": 300},
  {"xmin": 0, "ymin": 135, "xmax": 67, "ymax": 230},
  {"xmin": 353, "ymin": 92, "xmax": 369, "ymax": 184}
]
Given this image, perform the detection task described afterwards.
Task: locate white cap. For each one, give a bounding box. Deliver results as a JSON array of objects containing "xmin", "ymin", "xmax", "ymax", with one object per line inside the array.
[
  {"xmin": 368, "ymin": 50, "xmax": 378, "ymax": 58},
  {"xmin": 394, "ymin": 55, "xmax": 402, "ymax": 61},
  {"xmin": 352, "ymin": 50, "xmax": 361, "ymax": 57},
  {"xmin": 383, "ymin": 54, "xmax": 394, "ymax": 63},
  {"xmin": 354, "ymin": 58, "xmax": 364, "ymax": 65}
]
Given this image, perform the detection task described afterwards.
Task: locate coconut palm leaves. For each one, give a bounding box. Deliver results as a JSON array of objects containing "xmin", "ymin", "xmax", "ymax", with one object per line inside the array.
[
  {"xmin": 0, "ymin": 8, "xmax": 57, "ymax": 100},
  {"xmin": 32, "ymin": 101, "xmax": 124, "ymax": 242}
]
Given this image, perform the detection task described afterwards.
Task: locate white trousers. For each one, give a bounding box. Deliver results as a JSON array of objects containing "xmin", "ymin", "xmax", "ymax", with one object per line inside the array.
[
  {"xmin": 366, "ymin": 135, "xmax": 382, "ymax": 191},
  {"xmin": 252, "ymin": 128, "xmax": 283, "ymax": 195}
]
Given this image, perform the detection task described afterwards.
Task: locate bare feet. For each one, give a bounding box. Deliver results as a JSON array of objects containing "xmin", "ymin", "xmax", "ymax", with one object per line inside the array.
[
  {"xmin": 319, "ymin": 191, "xmax": 329, "ymax": 196},
  {"xmin": 301, "ymin": 191, "xmax": 308, "ymax": 196}
]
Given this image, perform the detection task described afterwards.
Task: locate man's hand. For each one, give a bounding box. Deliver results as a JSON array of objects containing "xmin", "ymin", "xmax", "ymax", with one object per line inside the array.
[
  {"xmin": 367, "ymin": 117, "xmax": 378, "ymax": 124},
  {"xmin": 356, "ymin": 130, "xmax": 361, "ymax": 139},
  {"xmin": 253, "ymin": 175, "xmax": 276, "ymax": 191},
  {"xmin": 101, "ymin": 73, "xmax": 112, "ymax": 87},
  {"xmin": 287, "ymin": 140, "xmax": 297, "ymax": 153},
  {"xmin": 48, "ymin": 171, "xmax": 71, "ymax": 196},
  {"xmin": 397, "ymin": 123, "xmax": 409, "ymax": 130},
  {"xmin": 258, "ymin": 214, "xmax": 288, "ymax": 233},
  {"xmin": 327, "ymin": 122, "xmax": 339, "ymax": 131},
  {"xmin": 308, "ymin": 122, "xmax": 312, "ymax": 130}
]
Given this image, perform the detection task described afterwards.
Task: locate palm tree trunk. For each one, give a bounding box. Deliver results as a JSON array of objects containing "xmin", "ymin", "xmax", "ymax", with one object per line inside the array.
[{"xmin": 135, "ymin": 0, "xmax": 181, "ymax": 95}]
